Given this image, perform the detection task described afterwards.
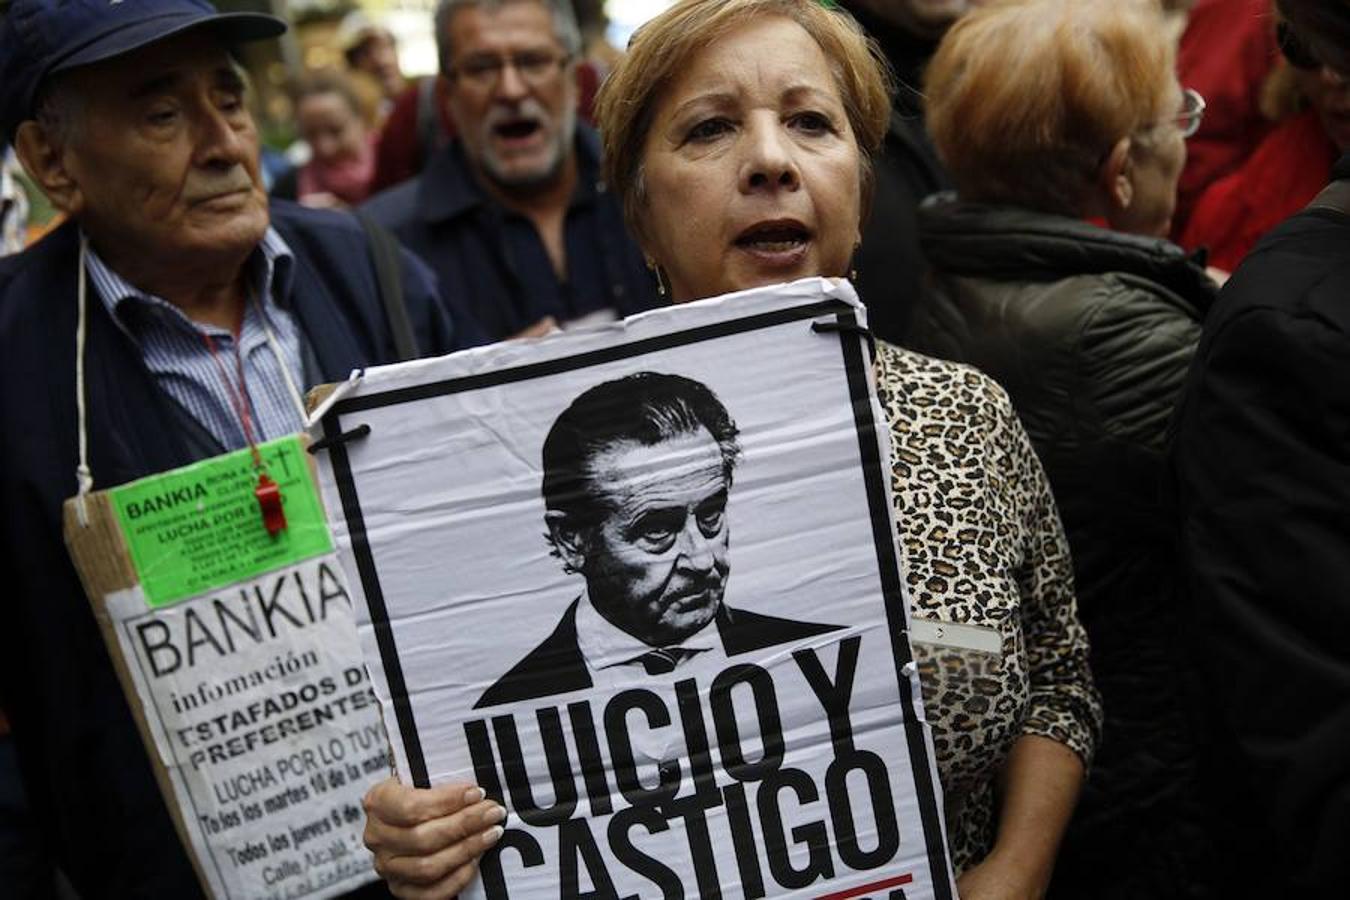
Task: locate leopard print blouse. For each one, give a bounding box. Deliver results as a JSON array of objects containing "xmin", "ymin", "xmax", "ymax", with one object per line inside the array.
[{"xmin": 874, "ymin": 342, "xmax": 1102, "ymax": 872}]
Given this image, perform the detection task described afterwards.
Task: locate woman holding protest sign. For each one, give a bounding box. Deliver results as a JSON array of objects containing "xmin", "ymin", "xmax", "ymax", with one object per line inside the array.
[{"xmin": 361, "ymin": 1, "xmax": 1100, "ymax": 897}]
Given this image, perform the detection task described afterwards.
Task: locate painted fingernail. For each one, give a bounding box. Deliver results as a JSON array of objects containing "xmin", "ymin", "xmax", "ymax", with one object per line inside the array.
[
  {"xmin": 482, "ymin": 825, "xmax": 504, "ymax": 847},
  {"xmin": 463, "ymin": 787, "xmax": 485, "ymax": 804},
  {"xmin": 485, "ymin": 804, "xmax": 507, "ymax": 824}
]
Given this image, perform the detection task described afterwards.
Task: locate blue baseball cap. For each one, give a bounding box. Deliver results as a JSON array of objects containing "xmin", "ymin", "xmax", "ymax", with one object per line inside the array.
[{"xmin": 0, "ymin": 0, "xmax": 287, "ymax": 142}]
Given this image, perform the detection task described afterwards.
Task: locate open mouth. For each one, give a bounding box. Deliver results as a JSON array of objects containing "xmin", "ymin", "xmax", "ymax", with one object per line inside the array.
[
  {"xmin": 734, "ymin": 220, "xmax": 812, "ymax": 254},
  {"xmin": 494, "ymin": 117, "xmax": 543, "ymax": 141}
]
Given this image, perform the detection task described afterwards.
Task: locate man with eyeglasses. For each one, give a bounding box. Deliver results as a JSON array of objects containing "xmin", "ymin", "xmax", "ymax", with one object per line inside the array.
[
  {"xmin": 1173, "ymin": 1, "xmax": 1350, "ymax": 896},
  {"xmin": 363, "ymin": 0, "xmax": 660, "ymax": 342}
]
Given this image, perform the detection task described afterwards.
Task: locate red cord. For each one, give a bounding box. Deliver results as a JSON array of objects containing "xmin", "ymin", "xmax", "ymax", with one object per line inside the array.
[{"xmin": 200, "ymin": 313, "xmax": 263, "ymax": 470}]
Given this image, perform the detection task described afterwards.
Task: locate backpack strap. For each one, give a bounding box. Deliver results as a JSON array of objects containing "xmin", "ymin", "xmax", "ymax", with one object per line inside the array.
[{"xmin": 354, "ymin": 211, "xmax": 418, "ymax": 361}]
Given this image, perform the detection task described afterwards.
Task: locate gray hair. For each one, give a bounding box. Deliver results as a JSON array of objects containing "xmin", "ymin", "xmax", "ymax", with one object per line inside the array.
[
  {"xmin": 434, "ymin": 0, "xmax": 582, "ymax": 75},
  {"xmin": 31, "ymin": 77, "xmax": 85, "ymax": 149}
]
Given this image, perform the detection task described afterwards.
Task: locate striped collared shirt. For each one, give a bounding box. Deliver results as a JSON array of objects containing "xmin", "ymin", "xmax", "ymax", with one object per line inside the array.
[{"xmin": 84, "ymin": 228, "xmax": 306, "ymax": 451}]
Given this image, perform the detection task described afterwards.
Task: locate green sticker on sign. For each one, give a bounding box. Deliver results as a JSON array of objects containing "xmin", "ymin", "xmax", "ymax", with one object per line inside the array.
[{"xmin": 110, "ymin": 435, "xmax": 334, "ymax": 608}]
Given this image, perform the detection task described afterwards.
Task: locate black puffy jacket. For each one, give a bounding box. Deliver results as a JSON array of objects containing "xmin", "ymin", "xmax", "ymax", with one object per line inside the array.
[{"xmin": 908, "ymin": 198, "xmax": 1221, "ymax": 899}]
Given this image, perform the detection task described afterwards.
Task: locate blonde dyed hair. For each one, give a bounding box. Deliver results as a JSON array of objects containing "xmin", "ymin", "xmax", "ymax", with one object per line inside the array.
[
  {"xmin": 594, "ymin": 0, "xmax": 893, "ymax": 239},
  {"xmin": 925, "ymin": 0, "xmax": 1177, "ymax": 216}
]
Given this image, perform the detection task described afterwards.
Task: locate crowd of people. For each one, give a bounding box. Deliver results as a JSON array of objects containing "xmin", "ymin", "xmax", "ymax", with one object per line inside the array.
[{"xmin": 0, "ymin": 0, "xmax": 1347, "ymax": 898}]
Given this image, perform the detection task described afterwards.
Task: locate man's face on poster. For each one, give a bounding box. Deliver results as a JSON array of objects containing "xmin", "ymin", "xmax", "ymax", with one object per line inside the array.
[{"xmin": 573, "ymin": 428, "xmax": 731, "ymax": 646}]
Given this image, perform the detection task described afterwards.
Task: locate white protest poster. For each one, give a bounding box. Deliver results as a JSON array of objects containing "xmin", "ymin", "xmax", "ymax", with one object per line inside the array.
[
  {"xmin": 64, "ymin": 436, "xmax": 388, "ymax": 899},
  {"xmin": 311, "ymin": 279, "xmax": 956, "ymax": 899}
]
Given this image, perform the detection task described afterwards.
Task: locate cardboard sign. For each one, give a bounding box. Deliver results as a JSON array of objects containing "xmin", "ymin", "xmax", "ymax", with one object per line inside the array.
[
  {"xmin": 312, "ymin": 279, "xmax": 956, "ymax": 899},
  {"xmin": 64, "ymin": 436, "xmax": 388, "ymax": 900},
  {"xmin": 109, "ymin": 437, "xmax": 333, "ymax": 607}
]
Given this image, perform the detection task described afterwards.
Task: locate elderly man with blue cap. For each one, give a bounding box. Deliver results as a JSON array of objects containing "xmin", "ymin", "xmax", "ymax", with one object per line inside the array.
[{"xmin": 0, "ymin": 2, "xmax": 487, "ymax": 896}]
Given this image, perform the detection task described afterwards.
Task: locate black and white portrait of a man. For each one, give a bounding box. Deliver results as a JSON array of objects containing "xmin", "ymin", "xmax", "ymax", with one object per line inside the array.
[{"xmin": 475, "ymin": 372, "xmax": 841, "ymax": 709}]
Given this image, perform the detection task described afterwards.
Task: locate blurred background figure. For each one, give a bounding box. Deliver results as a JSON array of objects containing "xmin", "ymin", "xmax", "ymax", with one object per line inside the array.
[
  {"xmin": 338, "ymin": 10, "xmax": 407, "ymax": 116},
  {"xmin": 368, "ymin": 73, "xmax": 458, "ymax": 196},
  {"xmin": 362, "ymin": 0, "xmax": 658, "ymax": 341},
  {"xmin": 1, "ymin": 145, "xmax": 28, "ymax": 256},
  {"xmin": 1172, "ymin": 0, "xmax": 1279, "ymax": 238},
  {"xmin": 837, "ymin": 0, "xmax": 967, "ymax": 345},
  {"xmin": 1179, "ymin": 6, "xmax": 1347, "ymax": 270},
  {"xmin": 908, "ymin": 0, "xmax": 1221, "ymax": 897},
  {"xmin": 275, "ymin": 71, "xmax": 379, "ymax": 208},
  {"xmin": 0, "ymin": 142, "xmax": 60, "ymax": 250},
  {"xmin": 572, "ymin": 0, "xmax": 623, "ymax": 73}
]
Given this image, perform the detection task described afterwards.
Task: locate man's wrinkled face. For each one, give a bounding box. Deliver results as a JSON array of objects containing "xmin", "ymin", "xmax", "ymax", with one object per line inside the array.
[
  {"xmin": 442, "ymin": 2, "xmax": 577, "ymax": 192},
  {"xmin": 577, "ymin": 429, "xmax": 731, "ymax": 646},
  {"xmin": 57, "ymin": 33, "xmax": 268, "ymax": 267}
]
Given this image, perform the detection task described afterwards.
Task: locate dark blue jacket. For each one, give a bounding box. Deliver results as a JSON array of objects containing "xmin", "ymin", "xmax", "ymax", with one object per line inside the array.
[
  {"xmin": 0, "ymin": 202, "xmax": 458, "ymax": 898},
  {"xmin": 362, "ymin": 126, "xmax": 660, "ymax": 341}
]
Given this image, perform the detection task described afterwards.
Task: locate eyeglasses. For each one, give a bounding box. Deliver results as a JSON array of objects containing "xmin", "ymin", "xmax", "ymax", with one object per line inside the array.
[
  {"xmin": 448, "ymin": 50, "xmax": 571, "ymax": 90},
  {"xmin": 1175, "ymin": 88, "xmax": 1206, "ymax": 139}
]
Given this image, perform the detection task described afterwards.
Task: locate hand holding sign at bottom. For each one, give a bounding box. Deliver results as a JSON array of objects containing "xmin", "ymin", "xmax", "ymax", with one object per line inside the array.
[{"xmin": 363, "ymin": 779, "xmax": 506, "ymax": 898}]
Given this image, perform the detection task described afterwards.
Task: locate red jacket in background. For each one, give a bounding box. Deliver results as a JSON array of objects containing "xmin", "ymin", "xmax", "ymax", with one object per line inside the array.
[
  {"xmin": 1174, "ymin": 0, "xmax": 1279, "ymax": 237},
  {"xmin": 1180, "ymin": 108, "xmax": 1338, "ymax": 272}
]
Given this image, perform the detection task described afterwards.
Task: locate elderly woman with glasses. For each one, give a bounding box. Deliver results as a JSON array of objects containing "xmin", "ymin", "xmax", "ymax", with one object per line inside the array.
[
  {"xmin": 906, "ymin": 0, "xmax": 1223, "ymax": 897},
  {"xmin": 359, "ymin": 1, "xmax": 1102, "ymax": 897}
]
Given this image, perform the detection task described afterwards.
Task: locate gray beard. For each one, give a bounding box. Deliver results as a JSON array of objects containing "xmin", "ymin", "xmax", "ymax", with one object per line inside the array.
[{"xmin": 481, "ymin": 106, "xmax": 577, "ymax": 195}]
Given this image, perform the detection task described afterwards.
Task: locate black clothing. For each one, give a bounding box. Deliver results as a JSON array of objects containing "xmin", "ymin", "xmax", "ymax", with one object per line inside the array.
[
  {"xmin": 907, "ymin": 198, "xmax": 1220, "ymax": 899},
  {"xmin": 844, "ymin": 6, "xmax": 951, "ymax": 344},
  {"xmin": 1172, "ymin": 162, "xmax": 1350, "ymax": 897},
  {"xmin": 475, "ymin": 601, "xmax": 842, "ymax": 709}
]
